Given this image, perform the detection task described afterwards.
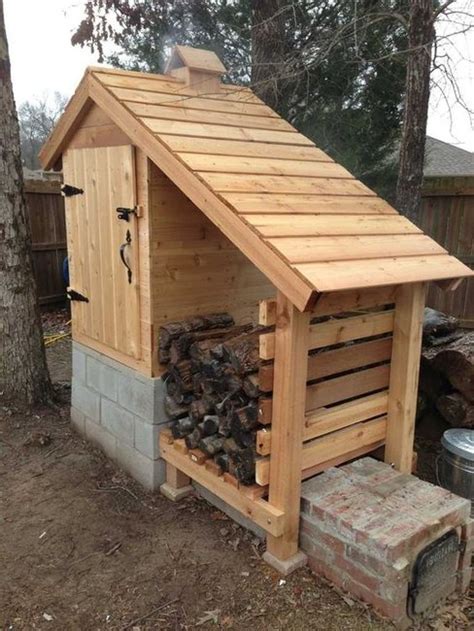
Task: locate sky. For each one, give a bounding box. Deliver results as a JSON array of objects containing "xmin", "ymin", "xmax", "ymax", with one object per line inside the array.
[{"xmin": 4, "ymin": 0, "xmax": 474, "ymax": 152}]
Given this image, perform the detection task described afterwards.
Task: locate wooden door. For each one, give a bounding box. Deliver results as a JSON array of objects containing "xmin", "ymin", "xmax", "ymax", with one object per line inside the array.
[{"xmin": 63, "ymin": 145, "xmax": 141, "ymax": 359}]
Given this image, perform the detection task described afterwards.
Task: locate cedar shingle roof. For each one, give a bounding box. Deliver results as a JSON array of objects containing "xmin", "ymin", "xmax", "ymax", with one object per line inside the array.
[{"xmin": 40, "ymin": 47, "xmax": 472, "ymax": 310}]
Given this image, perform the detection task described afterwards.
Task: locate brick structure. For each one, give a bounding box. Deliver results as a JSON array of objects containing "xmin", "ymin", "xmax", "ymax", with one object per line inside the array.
[{"xmin": 300, "ymin": 458, "xmax": 472, "ymax": 628}]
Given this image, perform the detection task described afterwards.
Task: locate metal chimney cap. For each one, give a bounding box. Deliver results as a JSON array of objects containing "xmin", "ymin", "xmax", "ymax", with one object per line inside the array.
[{"xmin": 441, "ymin": 428, "xmax": 474, "ymax": 461}]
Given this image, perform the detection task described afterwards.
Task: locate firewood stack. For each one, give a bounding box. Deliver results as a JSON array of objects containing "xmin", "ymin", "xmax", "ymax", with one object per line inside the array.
[
  {"xmin": 159, "ymin": 313, "xmax": 267, "ymax": 485},
  {"xmin": 419, "ymin": 309, "xmax": 474, "ymax": 428}
]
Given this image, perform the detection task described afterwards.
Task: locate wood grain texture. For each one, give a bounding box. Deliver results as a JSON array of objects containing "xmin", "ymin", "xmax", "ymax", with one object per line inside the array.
[{"xmin": 385, "ymin": 283, "xmax": 426, "ymax": 472}]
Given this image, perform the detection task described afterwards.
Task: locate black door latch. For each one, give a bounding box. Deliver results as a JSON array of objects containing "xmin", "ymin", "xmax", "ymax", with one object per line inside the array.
[
  {"xmin": 67, "ymin": 289, "xmax": 89, "ymax": 302},
  {"xmin": 62, "ymin": 184, "xmax": 84, "ymax": 197},
  {"xmin": 116, "ymin": 206, "xmax": 137, "ymax": 222}
]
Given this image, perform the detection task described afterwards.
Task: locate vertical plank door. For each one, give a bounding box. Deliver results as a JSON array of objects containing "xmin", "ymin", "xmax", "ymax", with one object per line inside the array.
[{"xmin": 62, "ymin": 145, "xmax": 141, "ymax": 359}]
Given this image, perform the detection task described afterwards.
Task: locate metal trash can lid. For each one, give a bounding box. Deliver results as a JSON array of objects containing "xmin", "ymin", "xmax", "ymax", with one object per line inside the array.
[{"xmin": 441, "ymin": 429, "xmax": 474, "ymax": 461}]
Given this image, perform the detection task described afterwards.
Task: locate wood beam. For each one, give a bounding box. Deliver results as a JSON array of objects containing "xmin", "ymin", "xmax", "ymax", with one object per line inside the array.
[
  {"xmin": 384, "ymin": 283, "xmax": 426, "ymax": 473},
  {"xmin": 265, "ymin": 291, "xmax": 310, "ymax": 562}
]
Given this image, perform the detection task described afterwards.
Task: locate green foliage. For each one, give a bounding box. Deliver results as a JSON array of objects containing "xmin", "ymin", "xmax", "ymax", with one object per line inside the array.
[{"xmin": 72, "ymin": 0, "xmax": 410, "ymax": 197}]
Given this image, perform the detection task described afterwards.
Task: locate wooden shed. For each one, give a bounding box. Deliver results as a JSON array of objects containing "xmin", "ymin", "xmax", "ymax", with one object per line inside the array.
[{"xmin": 40, "ymin": 46, "xmax": 472, "ymax": 573}]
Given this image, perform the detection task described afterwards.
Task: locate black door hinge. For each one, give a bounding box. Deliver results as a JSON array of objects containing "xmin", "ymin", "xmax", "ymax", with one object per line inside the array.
[
  {"xmin": 67, "ymin": 289, "xmax": 89, "ymax": 303},
  {"xmin": 116, "ymin": 206, "xmax": 137, "ymax": 222},
  {"xmin": 62, "ymin": 184, "xmax": 84, "ymax": 197}
]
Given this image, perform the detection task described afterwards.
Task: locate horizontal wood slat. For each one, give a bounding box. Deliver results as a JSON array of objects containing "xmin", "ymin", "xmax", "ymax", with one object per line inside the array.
[
  {"xmin": 96, "ymin": 70, "xmax": 261, "ymax": 103},
  {"xmin": 126, "ymin": 101, "xmax": 294, "ymax": 131},
  {"xmin": 110, "ymin": 86, "xmax": 278, "ymax": 117},
  {"xmin": 294, "ymin": 255, "xmax": 468, "ymax": 293},
  {"xmin": 270, "ymin": 234, "xmax": 446, "ymax": 264},
  {"xmin": 256, "ymin": 391, "xmax": 389, "ymax": 455},
  {"xmin": 259, "ymin": 310, "xmax": 394, "ymax": 360},
  {"xmin": 159, "ymin": 435, "xmax": 284, "ymax": 536},
  {"xmin": 255, "ymin": 416, "xmax": 387, "ymax": 486},
  {"xmin": 258, "ymin": 337, "xmax": 393, "ymax": 391},
  {"xmin": 243, "ymin": 214, "xmax": 420, "ymax": 237},
  {"xmin": 306, "ymin": 364, "xmax": 390, "ymax": 410},
  {"xmin": 225, "ymin": 193, "xmax": 396, "ymax": 214},
  {"xmin": 203, "ymin": 174, "xmax": 370, "ymax": 196},
  {"xmin": 181, "ymin": 156, "xmax": 354, "ymax": 179},
  {"xmin": 158, "ymin": 136, "xmax": 328, "ymax": 161},
  {"xmin": 145, "ymin": 119, "xmax": 313, "ymax": 145}
]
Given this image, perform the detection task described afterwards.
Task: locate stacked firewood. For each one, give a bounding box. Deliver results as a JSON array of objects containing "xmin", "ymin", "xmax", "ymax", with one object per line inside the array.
[
  {"xmin": 419, "ymin": 309, "xmax": 474, "ymax": 428},
  {"xmin": 160, "ymin": 313, "xmax": 266, "ymax": 485}
]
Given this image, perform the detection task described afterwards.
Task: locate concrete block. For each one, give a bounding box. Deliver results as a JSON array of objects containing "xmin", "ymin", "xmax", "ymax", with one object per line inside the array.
[
  {"xmin": 72, "ymin": 345, "xmax": 86, "ymax": 383},
  {"xmin": 101, "ymin": 398, "xmax": 134, "ymax": 446},
  {"xmin": 193, "ymin": 482, "xmax": 265, "ymax": 539},
  {"xmin": 117, "ymin": 372, "xmax": 154, "ymax": 421},
  {"xmin": 116, "ymin": 442, "xmax": 166, "ymax": 490},
  {"xmin": 134, "ymin": 418, "xmax": 160, "ymax": 460},
  {"xmin": 262, "ymin": 550, "xmax": 307, "ymax": 576},
  {"xmin": 86, "ymin": 355, "xmax": 118, "ymax": 401},
  {"xmin": 70, "ymin": 406, "xmax": 86, "ymax": 435},
  {"xmin": 84, "ymin": 418, "xmax": 117, "ymax": 461},
  {"xmin": 160, "ymin": 483, "xmax": 194, "ymax": 501},
  {"xmin": 71, "ymin": 380, "xmax": 101, "ymax": 423}
]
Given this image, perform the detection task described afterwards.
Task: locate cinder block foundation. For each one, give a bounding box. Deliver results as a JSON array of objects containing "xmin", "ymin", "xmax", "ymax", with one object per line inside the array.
[
  {"xmin": 71, "ymin": 342, "xmax": 169, "ymax": 489},
  {"xmin": 300, "ymin": 458, "xmax": 472, "ymax": 628}
]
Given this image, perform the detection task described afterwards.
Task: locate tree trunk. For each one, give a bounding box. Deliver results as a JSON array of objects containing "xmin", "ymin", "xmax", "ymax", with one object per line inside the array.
[
  {"xmin": 250, "ymin": 0, "xmax": 286, "ymax": 110},
  {"xmin": 0, "ymin": 0, "xmax": 52, "ymax": 406},
  {"xmin": 395, "ymin": 0, "xmax": 435, "ymax": 224}
]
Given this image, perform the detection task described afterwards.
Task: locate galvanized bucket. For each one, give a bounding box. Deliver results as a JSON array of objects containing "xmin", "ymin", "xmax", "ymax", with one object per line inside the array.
[{"xmin": 438, "ymin": 429, "xmax": 474, "ymax": 512}]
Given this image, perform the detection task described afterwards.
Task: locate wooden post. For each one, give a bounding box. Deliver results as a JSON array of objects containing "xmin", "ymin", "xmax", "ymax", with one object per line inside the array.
[
  {"xmin": 385, "ymin": 283, "xmax": 426, "ymax": 473},
  {"xmin": 263, "ymin": 291, "xmax": 310, "ymax": 574},
  {"xmin": 160, "ymin": 463, "xmax": 193, "ymax": 502}
]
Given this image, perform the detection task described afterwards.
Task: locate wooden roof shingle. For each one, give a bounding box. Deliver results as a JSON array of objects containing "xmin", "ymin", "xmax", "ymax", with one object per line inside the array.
[{"xmin": 40, "ymin": 47, "xmax": 473, "ymax": 310}]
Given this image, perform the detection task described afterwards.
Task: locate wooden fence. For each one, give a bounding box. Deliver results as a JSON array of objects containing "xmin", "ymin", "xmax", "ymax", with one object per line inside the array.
[
  {"xmin": 25, "ymin": 178, "xmax": 67, "ymax": 305},
  {"xmin": 420, "ymin": 176, "xmax": 474, "ymax": 327}
]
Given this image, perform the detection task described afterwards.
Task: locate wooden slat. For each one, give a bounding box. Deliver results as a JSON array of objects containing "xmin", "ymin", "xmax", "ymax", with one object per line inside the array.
[
  {"xmin": 258, "ymin": 337, "xmax": 393, "ymax": 392},
  {"xmin": 313, "ymin": 286, "xmax": 398, "ymax": 317},
  {"xmin": 265, "ymin": 293, "xmax": 310, "ymax": 561},
  {"xmin": 294, "ymin": 255, "xmax": 471, "ymax": 293},
  {"xmin": 95, "ymin": 69, "xmax": 262, "ymax": 103},
  {"xmin": 159, "ymin": 435, "xmax": 284, "ymax": 536},
  {"xmin": 306, "ymin": 364, "xmax": 390, "ymax": 411},
  {"xmin": 270, "ymin": 234, "xmax": 446, "ymax": 263},
  {"xmin": 160, "ymin": 136, "xmax": 331, "ymax": 161},
  {"xmin": 244, "ymin": 214, "xmax": 420, "ymax": 237},
  {"xmin": 260, "ymin": 310, "xmax": 394, "ymax": 360},
  {"xmin": 109, "ymin": 86, "xmax": 279, "ymax": 117},
  {"xmin": 256, "ymin": 392, "xmax": 389, "ymax": 455},
  {"xmin": 145, "ymin": 118, "xmax": 313, "ymax": 145},
  {"xmin": 225, "ymin": 193, "xmax": 396, "ymax": 214},
  {"xmin": 181, "ymin": 156, "xmax": 354, "ymax": 179},
  {"xmin": 256, "ymin": 417, "xmax": 387, "ymax": 486},
  {"xmin": 126, "ymin": 101, "xmax": 294, "ymax": 131},
  {"xmin": 203, "ymin": 174, "xmax": 373, "ymax": 196},
  {"xmin": 385, "ymin": 283, "xmax": 426, "ymax": 473}
]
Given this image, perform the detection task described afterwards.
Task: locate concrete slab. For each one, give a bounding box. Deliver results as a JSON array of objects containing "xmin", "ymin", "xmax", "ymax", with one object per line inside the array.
[
  {"xmin": 160, "ymin": 483, "xmax": 194, "ymax": 502},
  {"xmin": 262, "ymin": 550, "xmax": 308, "ymax": 576}
]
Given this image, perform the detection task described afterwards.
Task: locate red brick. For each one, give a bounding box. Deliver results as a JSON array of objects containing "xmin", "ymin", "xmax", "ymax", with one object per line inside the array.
[
  {"xmin": 300, "ymin": 516, "xmax": 346, "ymax": 556},
  {"xmin": 345, "ymin": 543, "xmax": 408, "ymax": 582},
  {"xmin": 332, "ymin": 551, "xmax": 382, "ymax": 593}
]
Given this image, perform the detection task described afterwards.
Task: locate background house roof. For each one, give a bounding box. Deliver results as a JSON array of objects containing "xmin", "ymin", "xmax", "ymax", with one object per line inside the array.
[
  {"xmin": 40, "ymin": 48, "xmax": 473, "ymax": 310},
  {"xmin": 424, "ymin": 136, "xmax": 474, "ymax": 178}
]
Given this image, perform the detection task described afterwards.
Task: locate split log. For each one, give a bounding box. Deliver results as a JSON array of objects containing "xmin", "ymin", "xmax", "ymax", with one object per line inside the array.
[
  {"xmin": 169, "ymin": 324, "xmax": 251, "ymax": 364},
  {"xmin": 214, "ymin": 452, "xmax": 230, "ymax": 473},
  {"xmin": 242, "ymin": 374, "xmax": 259, "ymax": 399},
  {"xmin": 164, "ymin": 396, "xmax": 189, "ymax": 420},
  {"xmin": 425, "ymin": 331, "xmax": 474, "ymax": 402},
  {"xmin": 436, "ymin": 392, "xmax": 474, "ymax": 429},
  {"xmin": 171, "ymin": 417, "xmax": 196, "ymax": 439},
  {"xmin": 230, "ymin": 446, "xmax": 256, "ymax": 485},
  {"xmin": 185, "ymin": 427, "xmax": 202, "ymax": 450},
  {"xmin": 423, "ymin": 308, "xmax": 459, "ymax": 345},
  {"xmin": 169, "ymin": 359, "xmax": 195, "ymax": 393},
  {"xmin": 199, "ymin": 435, "xmax": 226, "ymax": 456},
  {"xmin": 201, "ymin": 415, "xmax": 219, "ymax": 435},
  {"xmin": 189, "ymin": 396, "xmax": 217, "ymax": 422},
  {"xmin": 222, "ymin": 332, "xmax": 261, "ymax": 375}
]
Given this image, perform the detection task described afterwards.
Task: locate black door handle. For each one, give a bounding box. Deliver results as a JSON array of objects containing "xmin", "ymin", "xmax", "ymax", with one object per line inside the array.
[{"xmin": 119, "ymin": 229, "xmax": 132, "ymax": 284}]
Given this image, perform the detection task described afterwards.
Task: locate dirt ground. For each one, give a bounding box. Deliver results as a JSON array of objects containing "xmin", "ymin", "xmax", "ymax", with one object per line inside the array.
[{"xmin": 0, "ymin": 312, "xmax": 472, "ymax": 630}]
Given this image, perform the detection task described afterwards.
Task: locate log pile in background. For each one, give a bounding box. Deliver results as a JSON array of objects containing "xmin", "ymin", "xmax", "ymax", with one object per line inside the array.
[
  {"xmin": 419, "ymin": 309, "xmax": 474, "ymax": 429},
  {"xmin": 160, "ymin": 313, "xmax": 267, "ymax": 485}
]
